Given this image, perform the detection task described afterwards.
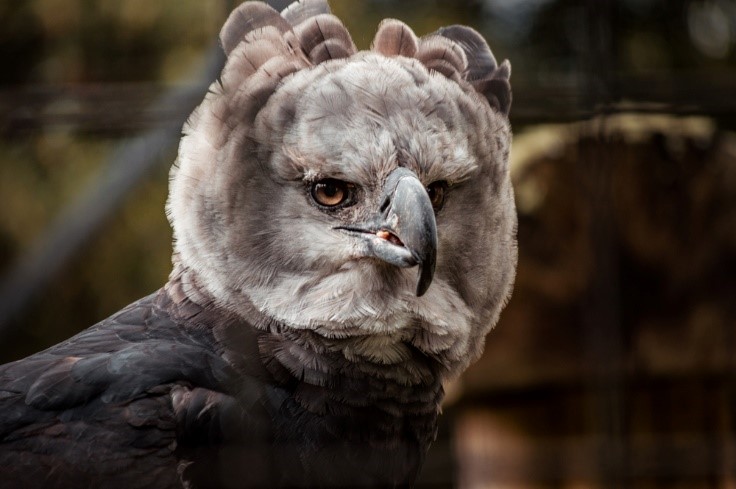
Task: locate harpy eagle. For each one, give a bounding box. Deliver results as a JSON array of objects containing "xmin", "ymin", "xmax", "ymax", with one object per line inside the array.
[{"xmin": 0, "ymin": 1, "xmax": 516, "ymax": 487}]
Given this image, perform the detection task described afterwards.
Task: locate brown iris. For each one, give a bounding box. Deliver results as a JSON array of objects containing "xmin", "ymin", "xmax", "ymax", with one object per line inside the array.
[
  {"xmin": 311, "ymin": 179, "xmax": 353, "ymax": 208},
  {"xmin": 426, "ymin": 180, "xmax": 448, "ymax": 212}
]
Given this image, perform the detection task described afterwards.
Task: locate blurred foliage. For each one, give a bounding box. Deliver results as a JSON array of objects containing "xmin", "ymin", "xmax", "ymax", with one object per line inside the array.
[
  {"xmin": 0, "ymin": 0, "xmax": 225, "ymax": 85},
  {"xmin": 457, "ymin": 116, "xmax": 736, "ymax": 485}
]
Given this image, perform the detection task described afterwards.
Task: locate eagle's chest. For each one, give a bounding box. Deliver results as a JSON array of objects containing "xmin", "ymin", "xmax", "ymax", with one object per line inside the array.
[
  {"xmin": 265, "ymin": 381, "xmax": 441, "ymax": 488},
  {"xmin": 214, "ymin": 318, "xmax": 446, "ymax": 487}
]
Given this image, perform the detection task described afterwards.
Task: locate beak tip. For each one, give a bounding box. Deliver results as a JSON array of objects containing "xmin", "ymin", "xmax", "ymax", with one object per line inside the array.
[{"xmin": 415, "ymin": 262, "xmax": 435, "ymax": 297}]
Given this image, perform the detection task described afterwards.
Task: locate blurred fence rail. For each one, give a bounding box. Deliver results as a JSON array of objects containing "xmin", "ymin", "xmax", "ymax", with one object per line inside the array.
[{"xmin": 3, "ymin": 75, "xmax": 736, "ymax": 136}]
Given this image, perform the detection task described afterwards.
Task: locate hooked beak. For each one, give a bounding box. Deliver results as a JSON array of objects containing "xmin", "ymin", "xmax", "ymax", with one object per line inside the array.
[{"xmin": 336, "ymin": 168, "xmax": 437, "ymax": 297}]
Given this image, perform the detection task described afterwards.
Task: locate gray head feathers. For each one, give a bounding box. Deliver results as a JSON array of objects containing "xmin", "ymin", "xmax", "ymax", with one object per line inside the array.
[{"xmin": 168, "ymin": 0, "xmax": 517, "ymax": 378}]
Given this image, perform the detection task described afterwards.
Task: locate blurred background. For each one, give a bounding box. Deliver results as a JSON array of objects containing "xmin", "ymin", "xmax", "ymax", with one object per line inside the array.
[{"xmin": 1, "ymin": 0, "xmax": 735, "ymax": 487}]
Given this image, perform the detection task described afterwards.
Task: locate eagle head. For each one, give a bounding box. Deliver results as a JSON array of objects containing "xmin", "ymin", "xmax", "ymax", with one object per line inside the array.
[{"xmin": 167, "ymin": 0, "xmax": 516, "ymax": 376}]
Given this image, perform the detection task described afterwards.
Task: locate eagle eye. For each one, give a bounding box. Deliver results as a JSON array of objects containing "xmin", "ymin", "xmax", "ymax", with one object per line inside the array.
[
  {"xmin": 426, "ymin": 181, "xmax": 448, "ymax": 212},
  {"xmin": 311, "ymin": 179, "xmax": 353, "ymax": 208}
]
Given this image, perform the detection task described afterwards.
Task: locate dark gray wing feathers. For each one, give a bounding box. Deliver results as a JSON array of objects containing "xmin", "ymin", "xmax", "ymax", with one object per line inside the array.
[{"xmin": 0, "ymin": 292, "xmax": 250, "ymax": 488}]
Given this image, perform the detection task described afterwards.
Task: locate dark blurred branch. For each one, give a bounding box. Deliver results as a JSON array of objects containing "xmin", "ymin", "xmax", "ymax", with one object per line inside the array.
[{"xmin": 0, "ymin": 44, "xmax": 225, "ymax": 336}]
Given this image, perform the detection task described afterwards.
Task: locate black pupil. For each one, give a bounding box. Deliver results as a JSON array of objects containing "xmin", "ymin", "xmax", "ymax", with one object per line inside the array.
[{"xmin": 323, "ymin": 182, "xmax": 338, "ymax": 197}]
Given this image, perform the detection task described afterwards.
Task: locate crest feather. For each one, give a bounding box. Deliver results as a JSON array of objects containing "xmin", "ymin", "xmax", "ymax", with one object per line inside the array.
[
  {"xmin": 416, "ymin": 36, "xmax": 467, "ymax": 81},
  {"xmin": 436, "ymin": 25, "xmax": 497, "ymax": 80},
  {"xmin": 220, "ymin": 2, "xmax": 291, "ymax": 56},
  {"xmin": 309, "ymin": 38, "xmax": 355, "ymax": 64},
  {"xmin": 371, "ymin": 19, "xmax": 419, "ymax": 58},
  {"xmin": 220, "ymin": 27, "xmax": 297, "ymax": 91},
  {"xmin": 281, "ymin": 0, "xmax": 331, "ymax": 26},
  {"xmin": 471, "ymin": 76, "xmax": 512, "ymax": 116},
  {"xmin": 292, "ymin": 13, "xmax": 357, "ymax": 62},
  {"xmin": 435, "ymin": 25, "xmax": 512, "ymax": 115}
]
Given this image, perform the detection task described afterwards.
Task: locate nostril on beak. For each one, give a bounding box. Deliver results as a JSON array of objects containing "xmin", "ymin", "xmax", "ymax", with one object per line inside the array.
[{"xmin": 379, "ymin": 197, "xmax": 391, "ymax": 215}]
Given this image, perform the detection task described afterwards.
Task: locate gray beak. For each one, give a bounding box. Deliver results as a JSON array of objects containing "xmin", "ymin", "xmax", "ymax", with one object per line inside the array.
[{"xmin": 337, "ymin": 168, "xmax": 437, "ymax": 297}]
